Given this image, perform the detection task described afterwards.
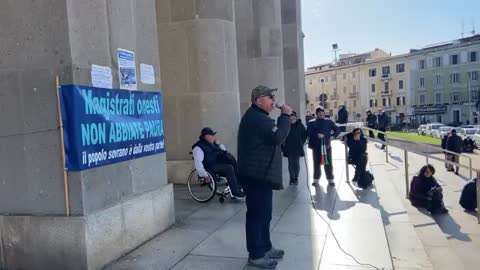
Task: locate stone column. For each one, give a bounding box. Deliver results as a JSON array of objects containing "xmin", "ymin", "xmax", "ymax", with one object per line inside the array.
[
  {"xmin": 235, "ymin": 0, "xmax": 286, "ymax": 114},
  {"xmin": 281, "ymin": 0, "xmax": 306, "ymax": 119},
  {"xmin": 156, "ymin": 0, "xmax": 241, "ymax": 183},
  {"xmin": 0, "ymin": 1, "xmax": 174, "ymax": 269}
]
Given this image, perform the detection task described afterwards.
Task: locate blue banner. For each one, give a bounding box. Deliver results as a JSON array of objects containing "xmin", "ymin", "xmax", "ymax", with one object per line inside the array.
[{"xmin": 59, "ymin": 85, "xmax": 165, "ymax": 171}]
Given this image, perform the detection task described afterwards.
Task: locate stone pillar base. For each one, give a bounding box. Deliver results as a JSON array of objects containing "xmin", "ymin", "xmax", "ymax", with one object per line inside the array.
[{"xmin": 0, "ymin": 184, "xmax": 175, "ymax": 270}]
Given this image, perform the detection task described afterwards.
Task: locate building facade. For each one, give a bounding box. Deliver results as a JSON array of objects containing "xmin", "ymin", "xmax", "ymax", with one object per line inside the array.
[{"xmin": 409, "ymin": 35, "xmax": 480, "ymax": 125}]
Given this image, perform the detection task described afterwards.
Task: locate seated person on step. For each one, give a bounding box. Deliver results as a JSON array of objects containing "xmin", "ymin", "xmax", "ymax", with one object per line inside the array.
[
  {"xmin": 192, "ymin": 127, "xmax": 245, "ymax": 198},
  {"xmin": 346, "ymin": 128, "xmax": 372, "ymax": 188},
  {"xmin": 409, "ymin": 164, "xmax": 448, "ymax": 215},
  {"xmin": 459, "ymin": 178, "xmax": 477, "ymax": 211}
]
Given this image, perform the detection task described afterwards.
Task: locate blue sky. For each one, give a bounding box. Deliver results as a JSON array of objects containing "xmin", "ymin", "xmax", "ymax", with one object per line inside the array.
[{"xmin": 302, "ymin": 0, "xmax": 480, "ymax": 68}]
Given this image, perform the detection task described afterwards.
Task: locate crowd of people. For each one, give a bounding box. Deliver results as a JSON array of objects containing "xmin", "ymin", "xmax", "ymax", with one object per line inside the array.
[{"xmin": 190, "ymin": 85, "xmax": 477, "ymax": 269}]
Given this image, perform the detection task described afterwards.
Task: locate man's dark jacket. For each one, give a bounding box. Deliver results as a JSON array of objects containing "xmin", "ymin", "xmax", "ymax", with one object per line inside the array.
[
  {"xmin": 366, "ymin": 114, "xmax": 377, "ymax": 127},
  {"xmin": 446, "ymin": 134, "xmax": 463, "ymax": 153},
  {"xmin": 337, "ymin": 108, "xmax": 348, "ymax": 124},
  {"xmin": 282, "ymin": 120, "xmax": 307, "ymax": 157},
  {"xmin": 192, "ymin": 139, "xmax": 223, "ymax": 171},
  {"xmin": 460, "ymin": 179, "xmax": 477, "ymax": 210},
  {"xmin": 377, "ymin": 113, "xmax": 389, "ymax": 130},
  {"xmin": 237, "ymin": 105, "xmax": 291, "ymax": 190},
  {"xmin": 306, "ymin": 118, "xmax": 340, "ymax": 149}
]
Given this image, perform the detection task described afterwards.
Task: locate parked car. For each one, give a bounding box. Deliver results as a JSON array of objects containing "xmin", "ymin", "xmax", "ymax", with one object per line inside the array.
[
  {"xmin": 417, "ymin": 125, "xmax": 427, "ymax": 135},
  {"xmin": 458, "ymin": 128, "xmax": 479, "ymax": 140},
  {"xmin": 425, "ymin": 123, "xmax": 444, "ymax": 137},
  {"xmin": 473, "ymin": 129, "xmax": 480, "ymax": 148},
  {"xmin": 432, "ymin": 126, "xmax": 453, "ymax": 138}
]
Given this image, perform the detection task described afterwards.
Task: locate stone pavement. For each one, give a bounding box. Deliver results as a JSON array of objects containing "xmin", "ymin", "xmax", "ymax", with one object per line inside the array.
[{"xmin": 105, "ymin": 140, "xmax": 480, "ymax": 270}]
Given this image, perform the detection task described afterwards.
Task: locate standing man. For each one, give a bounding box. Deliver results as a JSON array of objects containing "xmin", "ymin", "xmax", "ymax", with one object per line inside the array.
[
  {"xmin": 366, "ymin": 110, "xmax": 377, "ymax": 139},
  {"xmin": 238, "ymin": 85, "xmax": 291, "ymax": 269},
  {"xmin": 446, "ymin": 129, "xmax": 463, "ymax": 175},
  {"xmin": 377, "ymin": 108, "xmax": 389, "ymax": 150},
  {"xmin": 337, "ymin": 105, "xmax": 349, "ymax": 132},
  {"xmin": 307, "ymin": 106, "xmax": 340, "ymax": 186}
]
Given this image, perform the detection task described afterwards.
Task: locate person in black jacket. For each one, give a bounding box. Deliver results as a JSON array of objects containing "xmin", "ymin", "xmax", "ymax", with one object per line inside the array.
[
  {"xmin": 366, "ymin": 110, "xmax": 377, "ymax": 138},
  {"xmin": 377, "ymin": 108, "xmax": 389, "ymax": 150},
  {"xmin": 441, "ymin": 131, "xmax": 451, "ymax": 170},
  {"xmin": 337, "ymin": 105, "xmax": 349, "ymax": 132},
  {"xmin": 281, "ymin": 111, "xmax": 307, "ymax": 185},
  {"xmin": 346, "ymin": 128, "xmax": 370, "ymax": 188},
  {"xmin": 409, "ymin": 164, "xmax": 448, "ymax": 215},
  {"xmin": 238, "ymin": 85, "xmax": 291, "ymax": 269},
  {"xmin": 459, "ymin": 178, "xmax": 477, "ymax": 211},
  {"xmin": 446, "ymin": 129, "xmax": 463, "ymax": 174},
  {"xmin": 307, "ymin": 106, "xmax": 340, "ymax": 186}
]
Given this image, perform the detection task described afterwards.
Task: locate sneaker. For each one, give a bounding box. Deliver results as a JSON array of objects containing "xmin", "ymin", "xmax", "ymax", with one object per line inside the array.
[
  {"xmin": 231, "ymin": 191, "xmax": 245, "ymax": 199},
  {"xmin": 266, "ymin": 247, "xmax": 285, "ymax": 259},
  {"xmin": 328, "ymin": 179, "xmax": 335, "ymax": 186},
  {"xmin": 248, "ymin": 257, "xmax": 278, "ymax": 269}
]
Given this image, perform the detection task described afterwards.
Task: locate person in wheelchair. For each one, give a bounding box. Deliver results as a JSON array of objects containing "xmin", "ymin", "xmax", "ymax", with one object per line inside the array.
[
  {"xmin": 192, "ymin": 127, "xmax": 245, "ymax": 198},
  {"xmin": 346, "ymin": 128, "xmax": 372, "ymax": 188}
]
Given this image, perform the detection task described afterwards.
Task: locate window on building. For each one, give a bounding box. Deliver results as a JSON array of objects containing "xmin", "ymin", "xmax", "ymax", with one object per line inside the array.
[
  {"xmin": 382, "ymin": 66, "xmax": 390, "ymax": 75},
  {"xmin": 420, "ymin": 95, "xmax": 425, "ymax": 104},
  {"xmin": 450, "ymin": 54, "xmax": 459, "ymax": 65},
  {"xmin": 453, "ymin": 92, "xmax": 460, "ymax": 102},
  {"xmin": 435, "ymin": 93, "xmax": 441, "ymax": 103},
  {"xmin": 343, "ymin": 73, "xmax": 347, "ymax": 80},
  {"xmin": 343, "ymin": 86, "xmax": 347, "ymax": 93},
  {"xmin": 384, "ymin": 82, "xmax": 389, "ymax": 91},
  {"xmin": 402, "ymin": 96, "xmax": 406, "ymax": 105},
  {"xmin": 472, "ymin": 90, "xmax": 479, "ymax": 101},
  {"xmin": 352, "ymin": 71, "xmax": 356, "ymax": 78},
  {"xmin": 470, "ymin": 52, "xmax": 477, "ymax": 62},
  {"xmin": 353, "ymin": 100, "xmax": 357, "ymax": 107},
  {"xmin": 396, "ymin": 63, "xmax": 405, "ymax": 73},
  {"xmin": 382, "ymin": 98, "xmax": 387, "ymax": 107},
  {"xmin": 370, "ymin": 99, "xmax": 377, "ymax": 107},
  {"xmin": 434, "ymin": 57, "xmax": 442, "ymax": 67},
  {"xmin": 435, "ymin": 75, "xmax": 441, "ymax": 85},
  {"xmin": 369, "ymin": 68, "xmax": 377, "ymax": 77},
  {"xmin": 397, "ymin": 97, "xmax": 401, "ymax": 105},
  {"xmin": 399, "ymin": 80, "xmax": 404, "ymax": 89},
  {"xmin": 468, "ymin": 71, "xmax": 478, "ymax": 81},
  {"xmin": 420, "ymin": 77, "xmax": 425, "ymax": 87},
  {"xmin": 371, "ymin": 84, "xmax": 376, "ymax": 92},
  {"xmin": 419, "ymin": 59, "xmax": 426, "ymax": 69},
  {"xmin": 450, "ymin": 73, "xmax": 460, "ymax": 83}
]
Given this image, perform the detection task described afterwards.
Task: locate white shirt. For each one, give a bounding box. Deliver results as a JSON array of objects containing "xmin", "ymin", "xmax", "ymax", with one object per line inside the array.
[{"xmin": 192, "ymin": 143, "xmax": 226, "ymax": 177}]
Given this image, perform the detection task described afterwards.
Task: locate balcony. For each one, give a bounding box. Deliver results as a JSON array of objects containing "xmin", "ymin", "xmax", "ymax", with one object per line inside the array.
[
  {"xmin": 383, "ymin": 106, "xmax": 395, "ymax": 112},
  {"xmin": 381, "ymin": 91, "xmax": 391, "ymax": 96},
  {"xmin": 349, "ymin": 92, "xmax": 358, "ymax": 98},
  {"xmin": 381, "ymin": 74, "xmax": 391, "ymax": 81}
]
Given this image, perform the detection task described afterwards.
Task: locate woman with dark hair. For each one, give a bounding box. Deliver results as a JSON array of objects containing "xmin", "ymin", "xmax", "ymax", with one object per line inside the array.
[
  {"xmin": 281, "ymin": 111, "xmax": 307, "ymax": 185},
  {"xmin": 409, "ymin": 164, "xmax": 448, "ymax": 214},
  {"xmin": 346, "ymin": 128, "xmax": 371, "ymax": 188}
]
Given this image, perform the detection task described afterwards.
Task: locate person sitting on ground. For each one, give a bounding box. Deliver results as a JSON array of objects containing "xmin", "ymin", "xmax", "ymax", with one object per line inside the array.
[
  {"xmin": 459, "ymin": 178, "xmax": 477, "ymax": 211},
  {"xmin": 446, "ymin": 129, "xmax": 463, "ymax": 175},
  {"xmin": 192, "ymin": 127, "xmax": 244, "ymax": 198},
  {"xmin": 346, "ymin": 128, "xmax": 372, "ymax": 188},
  {"xmin": 409, "ymin": 164, "xmax": 448, "ymax": 214}
]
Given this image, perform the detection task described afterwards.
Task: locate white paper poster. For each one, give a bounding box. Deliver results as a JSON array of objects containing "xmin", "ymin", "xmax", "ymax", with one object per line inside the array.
[
  {"xmin": 117, "ymin": 48, "xmax": 137, "ymax": 90},
  {"xmin": 140, "ymin": 64, "xmax": 155, "ymax": 85},
  {"xmin": 91, "ymin": 64, "xmax": 113, "ymax": 89}
]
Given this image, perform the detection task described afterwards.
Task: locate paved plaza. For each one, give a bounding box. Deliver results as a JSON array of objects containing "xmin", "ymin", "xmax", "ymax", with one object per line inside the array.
[{"xmin": 105, "ymin": 141, "xmax": 480, "ymax": 270}]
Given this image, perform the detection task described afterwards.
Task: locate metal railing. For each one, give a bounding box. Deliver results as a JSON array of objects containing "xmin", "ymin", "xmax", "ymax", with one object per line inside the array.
[{"xmin": 339, "ymin": 123, "xmax": 480, "ymax": 223}]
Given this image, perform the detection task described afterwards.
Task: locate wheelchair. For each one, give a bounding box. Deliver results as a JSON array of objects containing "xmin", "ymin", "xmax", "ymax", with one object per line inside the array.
[{"xmin": 187, "ymin": 152, "xmax": 233, "ymax": 203}]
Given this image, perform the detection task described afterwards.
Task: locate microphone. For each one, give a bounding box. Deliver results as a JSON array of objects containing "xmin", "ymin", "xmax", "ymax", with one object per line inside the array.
[{"xmin": 274, "ymin": 103, "xmax": 283, "ymax": 109}]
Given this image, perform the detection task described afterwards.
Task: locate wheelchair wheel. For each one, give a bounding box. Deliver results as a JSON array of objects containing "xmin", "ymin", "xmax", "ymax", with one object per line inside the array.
[{"xmin": 187, "ymin": 170, "xmax": 216, "ymax": 203}]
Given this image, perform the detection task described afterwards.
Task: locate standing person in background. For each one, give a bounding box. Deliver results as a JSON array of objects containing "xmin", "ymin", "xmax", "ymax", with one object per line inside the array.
[
  {"xmin": 366, "ymin": 110, "xmax": 377, "ymax": 139},
  {"xmin": 377, "ymin": 108, "xmax": 389, "ymax": 150},
  {"xmin": 441, "ymin": 131, "xmax": 451, "ymax": 170},
  {"xmin": 446, "ymin": 129, "xmax": 463, "ymax": 175},
  {"xmin": 307, "ymin": 106, "xmax": 340, "ymax": 186},
  {"xmin": 282, "ymin": 111, "xmax": 307, "ymax": 185},
  {"xmin": 337, "ymin": 105, "xmax": 349, "ymax": 132},
  {"xmin": 238, "ymin": 85, "xmax": 291, "ymax": 269}
]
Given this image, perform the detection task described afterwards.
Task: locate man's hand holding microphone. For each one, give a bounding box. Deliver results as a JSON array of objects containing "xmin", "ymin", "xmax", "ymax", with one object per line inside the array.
[{"xmin": 276, "ymin": 103, "xmax": 292, "ymax": 116}]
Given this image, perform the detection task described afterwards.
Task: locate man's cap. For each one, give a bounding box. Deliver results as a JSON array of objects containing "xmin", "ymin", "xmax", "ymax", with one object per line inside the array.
[
  {"xmin": 315, "ymin": 106, "xmax": 325, "ymax": 114},
  {"xmin": 251, "ymin": 85, "xmax": 278, "ymax": 103},
  {"xmin": 200, "ymin": 127, "xmax": 217, "ymax": 137}
]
